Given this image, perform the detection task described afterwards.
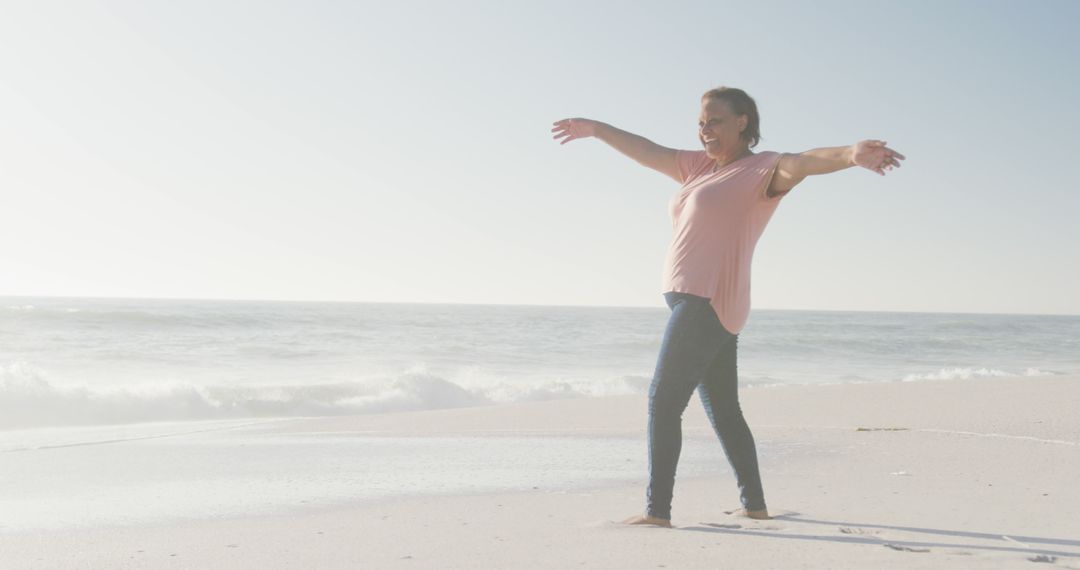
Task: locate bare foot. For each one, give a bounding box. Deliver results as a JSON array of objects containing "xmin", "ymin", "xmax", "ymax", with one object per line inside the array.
[
  {"xmin": 620, "ymin": 514, "xmax": 673, "ymax": 528},
  {"xmin": 727, "ymin": 508, "xmax": 772, "ymax": 520}
]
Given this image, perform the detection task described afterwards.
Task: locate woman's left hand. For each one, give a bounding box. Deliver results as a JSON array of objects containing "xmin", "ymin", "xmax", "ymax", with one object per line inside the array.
[{"xmin": 852, "ymin": 140, "xmax": 906, "ymax": 176}]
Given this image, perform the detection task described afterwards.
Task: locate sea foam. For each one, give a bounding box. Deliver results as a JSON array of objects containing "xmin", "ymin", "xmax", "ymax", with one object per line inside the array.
[
  {"xmin": 1, "ymin": 361, "xmax": 1061, "ymax": 430},
  {"xmin": 900, "ymin": 366, "xmax": 1057, "ymax": 382},
  {"xmin": 0, "ymin": 362, "xmax": 648, "ymax": 430}
]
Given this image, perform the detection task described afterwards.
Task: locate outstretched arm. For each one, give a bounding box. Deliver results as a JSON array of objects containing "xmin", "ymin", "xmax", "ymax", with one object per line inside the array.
[
  {"xmin": 768, "ymin": 140, "xmax": 906, "ymax": 198},
  {"xmin": 552, "ymin": 118, "xmax": 681, "ymax": 183}
]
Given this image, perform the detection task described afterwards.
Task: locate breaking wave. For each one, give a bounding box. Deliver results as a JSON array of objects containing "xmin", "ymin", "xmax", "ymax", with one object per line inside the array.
[
  {"xmin": 0, "ymin": 362, "xmax": 649, "ymax": 430},
  {"xmin": 900, "ymin": 366, "xmax": 1058, "ymax": 382}
]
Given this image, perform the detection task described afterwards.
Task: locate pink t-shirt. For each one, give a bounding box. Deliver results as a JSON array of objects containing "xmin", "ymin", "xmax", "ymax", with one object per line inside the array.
[{"xmin": 662, "ymin": 150, "xmax": 788, "ymax": 334}]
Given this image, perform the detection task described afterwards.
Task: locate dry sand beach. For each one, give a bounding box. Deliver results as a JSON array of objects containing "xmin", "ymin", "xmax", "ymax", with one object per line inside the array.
[{"xmin": 2, "ymin": 374, "xmax": 1078, "ymax": 569}]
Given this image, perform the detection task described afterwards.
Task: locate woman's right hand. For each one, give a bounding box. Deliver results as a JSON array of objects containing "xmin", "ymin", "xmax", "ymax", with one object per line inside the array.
[
  {"xmin": 550, "ymin": 118, "xmax": 680, "ymax": 182},
  {"xmin": 551, "ymin": 118, "xmax": 601, "ymax": 145}
]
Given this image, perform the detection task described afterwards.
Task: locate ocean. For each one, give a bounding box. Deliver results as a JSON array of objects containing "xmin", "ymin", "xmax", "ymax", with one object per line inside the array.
[
  {"xmin": 3, "ymin": 296, "xmax": 1077, "ymax": 431},
  {"xmin": 2, "ymin": 296, "xmax": 1078, "ymax": 531}
]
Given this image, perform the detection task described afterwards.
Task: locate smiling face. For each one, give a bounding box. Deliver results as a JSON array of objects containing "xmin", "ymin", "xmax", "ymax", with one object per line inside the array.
[{"xmin": 698, "ymin": 98, "xmax": 749, "ymax": 159}]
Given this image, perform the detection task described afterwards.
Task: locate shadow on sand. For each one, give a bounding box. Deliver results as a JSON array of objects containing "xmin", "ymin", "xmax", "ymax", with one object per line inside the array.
[{"xmin": 679, "ymin": 513, "xmax": 1080, "ymax": 560}]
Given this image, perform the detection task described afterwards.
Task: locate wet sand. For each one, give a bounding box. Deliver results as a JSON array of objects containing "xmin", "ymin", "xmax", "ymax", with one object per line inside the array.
[{"xmin": 2, "ymin": 374, "xmax": 1078, "ymax": 569}]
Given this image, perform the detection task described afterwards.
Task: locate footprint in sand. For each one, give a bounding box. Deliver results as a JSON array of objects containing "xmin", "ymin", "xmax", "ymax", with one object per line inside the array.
[
  {"xmin": 720, "ymin": 508, "xmax": 791, "ymax": 530},
  {"xmin": 883, "ymin": 543, "xmax": 930, "ymax": 553},
  {"xmin": 839, "ymin": 527, "xmax": 881, "ymax": 536},
  {"xmin": 722, "ymin": 508, "xmax": 799, "ymax": 518},
  {"xmin": 699, "ymin": 522, "xmax": 786, "ymax": 531}
]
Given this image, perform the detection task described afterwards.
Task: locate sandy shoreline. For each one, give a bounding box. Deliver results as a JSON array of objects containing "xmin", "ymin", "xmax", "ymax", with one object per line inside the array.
[{"xmin": 3, "ymin": 375, "xmax": 1078, "ymax": 569}]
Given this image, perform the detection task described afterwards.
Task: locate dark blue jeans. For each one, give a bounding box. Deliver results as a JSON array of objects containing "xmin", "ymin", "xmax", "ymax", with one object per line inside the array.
[{"xmin": 646, "ymin": 292, "xmax": 767, "ymax": 520}]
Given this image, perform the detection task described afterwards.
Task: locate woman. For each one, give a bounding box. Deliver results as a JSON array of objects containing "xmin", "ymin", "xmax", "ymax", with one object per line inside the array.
[{"xmin": 552, "ymin": 87, "xmax": 904, "ymax": 528}]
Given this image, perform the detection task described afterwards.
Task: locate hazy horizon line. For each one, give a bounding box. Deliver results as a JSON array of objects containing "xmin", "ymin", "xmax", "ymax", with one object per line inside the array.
[{"xmin": 2, "ymin": 293, "xmax": 1078, "ymax": 319}]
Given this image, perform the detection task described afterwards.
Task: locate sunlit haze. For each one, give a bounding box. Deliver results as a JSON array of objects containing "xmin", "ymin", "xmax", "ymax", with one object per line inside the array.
[{"xmin": 2, "ymin": 1, "xmax": 1077, "ymax": 315}]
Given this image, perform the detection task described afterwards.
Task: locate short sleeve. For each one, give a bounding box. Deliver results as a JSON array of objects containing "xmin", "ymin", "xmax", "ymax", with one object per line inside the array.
[
  {"xmin": 758, "ymin": 152, "xmax": 789, "ymax": 202},
  {"xmin": 675, "ymin": 150, "xmax": 712, "ymax": 185}
]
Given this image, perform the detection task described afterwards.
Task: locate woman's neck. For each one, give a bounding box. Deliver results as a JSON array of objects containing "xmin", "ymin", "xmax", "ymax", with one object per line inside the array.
[{"xmin": 713, "ymin": 146, "xmax": 753, "ymax": 170}]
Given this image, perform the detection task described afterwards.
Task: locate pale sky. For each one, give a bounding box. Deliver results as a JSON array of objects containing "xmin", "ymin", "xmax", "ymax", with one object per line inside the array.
[{"xmin": 1, "ymin": 0, "xmax": 1077, "ymax": 315}]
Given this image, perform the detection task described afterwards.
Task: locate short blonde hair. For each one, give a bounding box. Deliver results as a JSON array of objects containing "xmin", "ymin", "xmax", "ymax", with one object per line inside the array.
[{"xmin": 701, "ymin": 87, "xmax": 761, "ymax": 148}]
